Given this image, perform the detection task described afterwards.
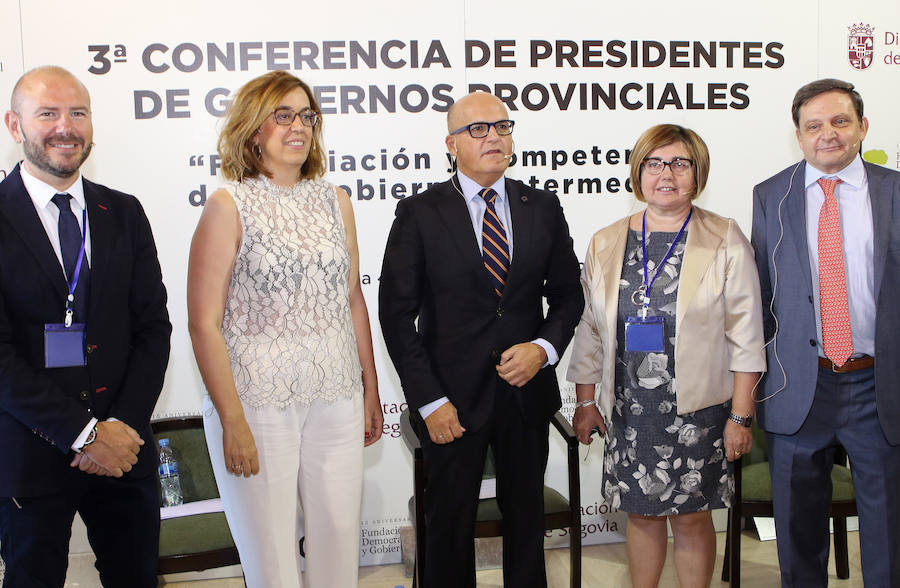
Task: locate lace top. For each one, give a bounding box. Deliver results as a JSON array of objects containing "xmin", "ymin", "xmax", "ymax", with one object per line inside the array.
[{"xmin": 222, "ymin": 176, "xmax": 362, "ymax": 409}]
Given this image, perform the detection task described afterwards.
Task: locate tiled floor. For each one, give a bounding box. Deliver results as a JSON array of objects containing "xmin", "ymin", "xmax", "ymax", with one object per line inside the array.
[{"xmin": 56, "ymin": 530, "xmax": 864, "ymax": 587}]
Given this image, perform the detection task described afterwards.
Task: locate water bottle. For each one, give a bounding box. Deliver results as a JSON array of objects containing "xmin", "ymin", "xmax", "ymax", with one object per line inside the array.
[{"xmin": 158, "ymin": 438, "xmax": 183, "ymax": 507}]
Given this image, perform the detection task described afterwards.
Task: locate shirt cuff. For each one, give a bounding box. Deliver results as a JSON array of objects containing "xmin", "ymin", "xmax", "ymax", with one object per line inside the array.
[
  {"xmin": 71, "ymin": 417, "xmax": 98, "ymax": 452},
  {"xmin": 419, "ymin": 397, "xmax": 449, "ymax": 419},
  {"xmin": 532, "ymin": 338, "xmax": 558, "ymax": 367}
]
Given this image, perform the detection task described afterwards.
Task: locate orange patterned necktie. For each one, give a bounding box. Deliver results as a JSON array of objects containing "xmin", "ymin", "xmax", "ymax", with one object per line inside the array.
[
  {"xmin": 816, "ymin": 177, "xmax": 853, "ymax": 367},
  {"xmin": 480, "ymin": 188, "xmax": 509, "ymax": 297}
]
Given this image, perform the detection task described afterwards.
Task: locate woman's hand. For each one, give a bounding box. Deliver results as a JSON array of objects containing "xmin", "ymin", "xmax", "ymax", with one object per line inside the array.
[
  {"xmin": 363, "ymin": 386, "xmax": 383, "ymax": 446},
  {"xmin": 573, "ymin": 405, "xmax": 607, "ymax": 445},
  {"xmin": 723, "ymin": 420, "xmax": 753, "ymax": 462},
  {"xmin": 222, "ymin": 417, "xmax": 259, "ymax": 477},
  {"xmin": 725, "ymin": 372, "xmax": 759, "ymax": 461}
]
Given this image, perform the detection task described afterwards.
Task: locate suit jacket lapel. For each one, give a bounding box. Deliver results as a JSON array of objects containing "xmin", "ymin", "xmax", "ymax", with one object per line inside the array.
[
  {"xmin": 435, "ymin": 176, "xmax": 494, "ymax": 294},
  {"xmin": 84, "ymin": 180, "xmax": 113, "ymax": 316},
  {"xmin": 602, "ymin": 218, "xmax": 630, "ymax": 342},
  {"xmin": 0, "ymin": 165, "xmax": 68, "ymax": 298},
  {"xmin": 676, "ymin": 208, "xmax": 721, "ymax": 330},
  {"xmin": 785, "ymin": 162, "xmax": 814, "ymax": 293},
  {"xmin": 505, "ymin": 178, "xmax": 533, "ymax": 295},
  {"xmin": 867, "ymin": 162, "xmax": 892, "ymax": 297}
]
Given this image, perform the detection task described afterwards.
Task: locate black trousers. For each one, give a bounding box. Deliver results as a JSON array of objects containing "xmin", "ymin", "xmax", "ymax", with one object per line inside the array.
[
  {"xmin": 0, "ymin": 471, "xmax": 160, "ymax": 588},
  {"xmin": 416, "ymin": 386, "xmax": 550, "ymax": 588}
]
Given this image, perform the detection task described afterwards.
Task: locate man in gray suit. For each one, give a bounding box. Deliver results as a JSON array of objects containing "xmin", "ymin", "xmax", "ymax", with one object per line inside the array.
[{"xmin": 752, "ymin": 78, "xmax": 900, "ymax": 586}]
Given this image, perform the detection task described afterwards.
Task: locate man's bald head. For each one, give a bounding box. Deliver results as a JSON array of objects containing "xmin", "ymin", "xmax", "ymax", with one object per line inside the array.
[
  {"xmin": 444, "ymin": 91, "xmax": 512, "ymax": 187},
  {"xmin": 447, "ymin": 92, "xmax": 508, "ymax": 133},
  {"xmin": 11, "ymin": 66, "xmax": 90, "ymax": 114},
  {"xmin": 5, "ymin": 65, "xmax": 94, "ymax": 191}
]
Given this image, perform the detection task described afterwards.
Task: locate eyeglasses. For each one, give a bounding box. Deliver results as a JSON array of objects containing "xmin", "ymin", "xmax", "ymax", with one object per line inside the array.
[
  {"xmin": 272, "ymin": 107, "xmax": 319, "ymax": 127},
  {"xmin": 449, "ymin": 120, "xmax": 515, "ymax": 138},
  {"xmin": 641, "ymin": 157, "xmax": 694, "ymax": 176}
]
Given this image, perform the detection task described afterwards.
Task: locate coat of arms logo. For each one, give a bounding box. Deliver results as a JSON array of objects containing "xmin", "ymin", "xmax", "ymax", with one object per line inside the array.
[{"xmin": 848, "ymin": 23, "xmax": 875, "ymax": 70}]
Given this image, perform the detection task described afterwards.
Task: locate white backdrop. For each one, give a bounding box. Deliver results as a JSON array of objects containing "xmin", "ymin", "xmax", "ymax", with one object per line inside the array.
[{"xmin": 1, "ymin": 0, "xmax": 898, "ymax": 566}]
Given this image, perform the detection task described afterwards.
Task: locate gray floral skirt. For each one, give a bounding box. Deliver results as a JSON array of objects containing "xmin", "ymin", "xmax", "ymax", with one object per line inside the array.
[{"xmin": 602, "ymin": 360, "xmax": 733, "ymax": 516}]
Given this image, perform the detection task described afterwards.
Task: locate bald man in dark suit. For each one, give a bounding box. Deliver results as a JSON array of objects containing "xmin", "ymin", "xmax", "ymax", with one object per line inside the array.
[
  {"xmin": 0, "ymin": 66, "xmax": 170, "ymax": 587},
  {"xmin": 379, "ymin": 92, "xmax": 583, "ymax": 588}
]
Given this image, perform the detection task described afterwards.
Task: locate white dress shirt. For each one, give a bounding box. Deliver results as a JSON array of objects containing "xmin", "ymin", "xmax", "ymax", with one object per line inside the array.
[
  {"xmin": 21, "ymin": 164, "xmax": 92, "ymax": 272},
  {"xmin": 804, "ymin": 154, "xmax": 875, "ymax": 357}
]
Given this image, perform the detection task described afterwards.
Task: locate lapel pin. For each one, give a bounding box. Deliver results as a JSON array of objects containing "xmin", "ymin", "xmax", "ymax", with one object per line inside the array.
[
  {"xmin": 521, "ymin": 195, "xmax": 528, "ymax": 202},
  {"xmin": 97, "ymin": 204, "xmax": 108, "ymax": 210}
]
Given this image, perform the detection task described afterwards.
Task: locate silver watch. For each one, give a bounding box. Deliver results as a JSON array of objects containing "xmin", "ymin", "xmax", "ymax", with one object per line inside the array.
[{"xmin": 82, "ymin": 424, "xmax": 99, "ymax": 448}]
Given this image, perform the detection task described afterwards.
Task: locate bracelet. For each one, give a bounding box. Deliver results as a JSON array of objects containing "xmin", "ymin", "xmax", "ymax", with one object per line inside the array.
[
  {"xmin": 728, "ymin": 413, "xmax": 753, "ymax": 427},
  {"xmin": 575, "ymin": 399, "xmax": 596, "ymax": 409}
]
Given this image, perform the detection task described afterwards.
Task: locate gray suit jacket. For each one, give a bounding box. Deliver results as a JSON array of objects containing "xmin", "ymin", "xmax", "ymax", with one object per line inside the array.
[{"xmin": 751, "ymin": 159, "xmax": 900, "ymax": 444}]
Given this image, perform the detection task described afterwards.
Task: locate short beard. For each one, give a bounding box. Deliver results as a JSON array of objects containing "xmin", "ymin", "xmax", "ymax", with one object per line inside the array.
[{"xmin": 21, "ymin": 130, "xmax": 92, "ymax": 179}]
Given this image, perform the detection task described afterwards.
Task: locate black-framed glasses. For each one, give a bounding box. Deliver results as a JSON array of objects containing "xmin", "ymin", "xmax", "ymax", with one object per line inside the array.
[
  {"xmin": 272, "ymin": 107, "xmax": 319, "ymax": 127},
  {"xmin": 641, "ymin": 157, "xmax": 694, "ymax": 176},
  {"xmin": 449, "ymin": 120, "xmax": 515, "ymax": 138}
]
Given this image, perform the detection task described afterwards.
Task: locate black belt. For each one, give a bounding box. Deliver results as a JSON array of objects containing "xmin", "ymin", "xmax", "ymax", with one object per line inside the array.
[{"xmin": 818, "ymin": 355, "xmax": 874, "ymax": 373}]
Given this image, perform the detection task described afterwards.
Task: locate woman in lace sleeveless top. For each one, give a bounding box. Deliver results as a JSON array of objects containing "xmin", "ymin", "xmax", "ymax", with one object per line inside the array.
[{"xmin": 187, "ymin": 71, "xmax": 382, "ymax": 588}]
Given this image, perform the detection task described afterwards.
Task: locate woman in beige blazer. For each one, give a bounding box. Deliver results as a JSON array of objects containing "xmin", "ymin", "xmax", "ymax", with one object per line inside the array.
[{"xmin": 567, "ymin": 124, "xmax": 765, "ymax": 588}]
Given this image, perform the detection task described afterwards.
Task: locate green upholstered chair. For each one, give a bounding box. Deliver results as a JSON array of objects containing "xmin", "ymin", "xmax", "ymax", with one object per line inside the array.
[
  {"xmin": 721, "ymin": 425, "xmax": 857, "ymax": 587},
  {"xmin": 400, "ymin": 409, "xmax": 582, "ymax": 588},
  {"xmin": 151, "ymin": 417, "xmax": 241, "ymax": 576}
]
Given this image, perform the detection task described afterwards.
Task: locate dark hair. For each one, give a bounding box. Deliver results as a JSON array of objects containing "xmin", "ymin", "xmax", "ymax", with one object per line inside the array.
[
  {"xmin": 630, "ymin": 124, "xmax": 710, "ymax": 202},
  {"xmin": 791, "ymin": 79, "xmax": 864, "ymax": 127}
]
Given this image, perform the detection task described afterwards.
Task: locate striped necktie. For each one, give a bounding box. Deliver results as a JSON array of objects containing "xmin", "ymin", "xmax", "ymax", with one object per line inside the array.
[
  {"xmin": 816, "ymin": 177, "xmax": 853, "ymax": 366},
  {"xmin": 480, "ymin": 188, "xmax": 509, "ymax": 297}
]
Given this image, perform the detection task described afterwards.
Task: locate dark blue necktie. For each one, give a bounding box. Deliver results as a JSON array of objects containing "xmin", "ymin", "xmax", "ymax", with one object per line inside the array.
[{"xmin": 51, "ymin": 193, "xmax": 91, "ymax": 321}]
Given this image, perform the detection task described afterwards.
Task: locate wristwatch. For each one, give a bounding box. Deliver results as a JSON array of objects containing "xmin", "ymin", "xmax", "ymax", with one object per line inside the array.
[
  {"xmin": 728, "ymin": 413, "xmax": 753, "ymax": 427},
  {"xmin": 82, "ymin": 424, "xmax": 99, "ymax": 448}
]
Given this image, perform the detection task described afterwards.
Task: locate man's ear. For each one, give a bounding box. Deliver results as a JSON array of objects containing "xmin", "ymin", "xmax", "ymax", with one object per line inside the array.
[
  {"xmin": 445, "ymin": 134, "xmax": 457, "ymax": 156},
  {"xmin": 5, "ymin": 111, "xmax": 23, "ymax": 143}
]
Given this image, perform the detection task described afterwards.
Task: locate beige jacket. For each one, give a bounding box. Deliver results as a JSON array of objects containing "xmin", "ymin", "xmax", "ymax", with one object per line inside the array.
[{"xmin": 566, "ymin": 207, "xmax": 765, "ymax": 418}]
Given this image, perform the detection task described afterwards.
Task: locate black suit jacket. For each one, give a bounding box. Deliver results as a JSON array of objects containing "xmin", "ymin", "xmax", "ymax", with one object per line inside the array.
[
  {"xmin": 379, "ymin": 176, "xmax": 583, "ymax": 431},
  {"xmin": 0, "ymin": 164, "xmax": 171, "ymax": 497}
]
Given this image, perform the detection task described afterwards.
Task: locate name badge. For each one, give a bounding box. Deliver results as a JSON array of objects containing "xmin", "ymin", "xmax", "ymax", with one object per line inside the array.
[
  {"xmin": 44, "ymin": 323, "xmax": 86, "ymax": 368},
  {"xmin": 624, "ymin": 315, "xmax": 665, "ymax": 352}
]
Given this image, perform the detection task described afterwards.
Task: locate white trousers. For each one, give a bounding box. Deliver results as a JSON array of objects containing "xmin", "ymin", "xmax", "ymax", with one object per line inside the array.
[{"xmin": 203, "ymin": 393, "xmax": 364, "ymax": 588}]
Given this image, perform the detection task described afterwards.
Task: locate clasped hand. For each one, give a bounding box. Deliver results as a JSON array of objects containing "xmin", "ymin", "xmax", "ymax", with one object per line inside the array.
[
  {"xmin": 496, "ymin": 342, "xmax": 546, "ymax": 387},
  {"xmin": 70, "ymin": 420, "xmax": 143, "ymax": 477}
]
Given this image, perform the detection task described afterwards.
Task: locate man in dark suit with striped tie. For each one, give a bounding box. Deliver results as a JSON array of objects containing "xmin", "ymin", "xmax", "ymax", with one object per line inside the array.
[
  {"xmin": 379, "ymin": 91, "xmax": 583, "ymax": 588},
  {"xmin": 0, "ymin": 66, "xmax": 171, "ymax": 587}
]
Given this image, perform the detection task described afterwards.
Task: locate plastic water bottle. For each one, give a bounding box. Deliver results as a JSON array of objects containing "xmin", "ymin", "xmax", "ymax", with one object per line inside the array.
[{"xmin": 158, "ymin": 438, "xmax": 183, "ymax": 507}]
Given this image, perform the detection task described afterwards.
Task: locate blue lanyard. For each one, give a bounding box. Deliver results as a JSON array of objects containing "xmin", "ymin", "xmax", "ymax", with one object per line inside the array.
[
  {"xmin": 638, "ymin": 207, "xmax": 692, "ymax": 318},
  {"xmin": 64, "ymin": 208, "xmax": 88, "ymax": 328}
]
